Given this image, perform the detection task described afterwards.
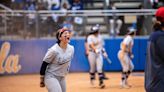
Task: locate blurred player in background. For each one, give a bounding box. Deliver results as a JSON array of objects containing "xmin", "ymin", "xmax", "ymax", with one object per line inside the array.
[
  {"xmin": 84, "ymin": 30, "xmax": 108, "ymax": 81},
  {"xmin": 108, "ymin": 2, "xmax": 123, "ymax": 37},
  {"xmin": 87, "ymin": 24, "xmax": 108, "ymax": 88},
  {"xmin": 145, "ymin": 7, "xmax": 164, "ymax": 92},
  {"xmin": 39, "ymin": 28, "xmax": 74, "ymax": 92},
  {"xmin": 117, "ymin": 27, "xmax": 136, "ymax": 88}
]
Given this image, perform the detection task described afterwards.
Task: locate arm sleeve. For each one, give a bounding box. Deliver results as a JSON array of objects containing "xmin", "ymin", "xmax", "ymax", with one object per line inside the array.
[{"xmin": 40, "ymin": 61, "xmax": 49, "ymax": 76}]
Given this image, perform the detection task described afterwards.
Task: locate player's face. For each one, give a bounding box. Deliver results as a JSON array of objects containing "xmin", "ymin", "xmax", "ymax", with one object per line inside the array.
[{"xmin": 59, "ymin": 31, "xmax": 71, "ymax": 44}]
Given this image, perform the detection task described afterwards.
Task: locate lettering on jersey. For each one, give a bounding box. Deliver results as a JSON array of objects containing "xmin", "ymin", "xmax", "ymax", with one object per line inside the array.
[
  {"xmin": 0, "ymin": 42, "xmax": 21, "ymax": 74},
  {"xmin": 56, "ymin": 53, "xmax": 71, "ymax": 65}
]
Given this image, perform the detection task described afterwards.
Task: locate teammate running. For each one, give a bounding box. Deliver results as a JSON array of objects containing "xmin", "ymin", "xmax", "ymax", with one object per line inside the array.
[
  {"xmin": 39, "ymin": 28, "xmax": 74, "ymax": 92},
  {"xmin": 87, "ymin": 24, "xmax": 108, "ymax": 88},
  {"xmin": 117, "ymin": 27, "xmax": 136, "ymax": 88}
]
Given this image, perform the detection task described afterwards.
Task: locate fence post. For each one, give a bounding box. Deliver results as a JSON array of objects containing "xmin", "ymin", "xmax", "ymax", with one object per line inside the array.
[
  {"xmin": 4, "ymin": 10, "xmax": 7, "ymax": 35},
  {"xmin": 35, "ymin": 11, "xmax": 39, "ymax": 38}
]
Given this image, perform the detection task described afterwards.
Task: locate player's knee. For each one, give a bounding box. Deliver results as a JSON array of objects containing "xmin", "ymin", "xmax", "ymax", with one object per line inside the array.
[
  {"xmin": 123, "ymin": 68, "xmax": 128, "ymax": 73},
  {"xmin": 97, "ymin": 68, "xmax": 102, "ymax": 73},
  {"xmin": 130, "ymin": 65, "xmax": 134, "ymax": 71},
  {"xmin": 90, "ymin": 68, "xmax": 96, "ymax": 73}
]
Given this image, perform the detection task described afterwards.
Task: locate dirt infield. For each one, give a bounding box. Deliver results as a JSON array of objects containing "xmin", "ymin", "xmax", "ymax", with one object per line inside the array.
[{"xmin": 0, "ymin": 72, "xmax": 145, "ymax": 92}]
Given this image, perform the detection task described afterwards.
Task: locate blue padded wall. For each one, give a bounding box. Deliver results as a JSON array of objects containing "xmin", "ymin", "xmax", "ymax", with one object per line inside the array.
[{"xmin": 0, "ymin": 38, "xmax": 148, "ymax": 75}]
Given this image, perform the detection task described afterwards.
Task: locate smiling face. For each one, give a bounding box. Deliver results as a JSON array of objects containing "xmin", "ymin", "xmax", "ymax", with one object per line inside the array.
[{"xmin": 59, "ymin": 30, "xmax": 71, "ymax": 44}]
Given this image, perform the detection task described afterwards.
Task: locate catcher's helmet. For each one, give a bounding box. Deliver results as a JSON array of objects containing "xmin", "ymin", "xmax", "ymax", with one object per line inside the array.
[
  {"xmin": 155, "ymin": 7, "xmax": 164, "ymax": 22},
  {"xmin": 90, "ymin": 24, "xmax": 100, "ymax": 34}
]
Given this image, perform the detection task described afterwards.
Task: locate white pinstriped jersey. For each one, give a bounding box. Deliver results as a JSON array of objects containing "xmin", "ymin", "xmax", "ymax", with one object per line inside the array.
[
  {"xmin": 87, "ymin": 34, "xmax": 104, "ymax": 52},
  {"xmin": 121, "ymin": 35, "xmax": 134, "ymax": 51},
  {"xmin": 43, "ymin": 43, "xmax": 74, "ymax": 77}
]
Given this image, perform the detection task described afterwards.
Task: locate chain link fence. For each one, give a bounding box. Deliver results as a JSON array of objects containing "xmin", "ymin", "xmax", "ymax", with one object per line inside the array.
[{"xmin": 0, "ymin": 9, "xmax": 156, "ymax": 40}]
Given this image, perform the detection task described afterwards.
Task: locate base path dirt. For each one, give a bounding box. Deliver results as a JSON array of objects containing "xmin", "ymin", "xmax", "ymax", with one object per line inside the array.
[{"xmin": 0, "ymin": 72, "xmax": 145, "ymax": 92}]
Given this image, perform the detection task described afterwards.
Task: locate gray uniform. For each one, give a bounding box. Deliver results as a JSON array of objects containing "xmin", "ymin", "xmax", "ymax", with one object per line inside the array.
[
  {"xmin": 43, "ymin": 43, "xmax": 74, "ymax": 92},
  {"xmin": 87, "ymin": 34, "xmax": 104, "ymax": 73},
  {"xmin": 118, "ymin": 35, "xmax": 134, "ymax": 72}
]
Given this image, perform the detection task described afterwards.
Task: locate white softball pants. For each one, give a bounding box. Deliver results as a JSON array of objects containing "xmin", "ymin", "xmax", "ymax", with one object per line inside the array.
[
  {"xmin": 45, "ymin": 74, "xmax": 66, "ymax": 92},
  {"xmin": 118, "ymin": 50, "xmax": 134, "ymax": 72},
  {"xmin": 88, "ymin": 51, "xmax": 103, "ymax": 73}
]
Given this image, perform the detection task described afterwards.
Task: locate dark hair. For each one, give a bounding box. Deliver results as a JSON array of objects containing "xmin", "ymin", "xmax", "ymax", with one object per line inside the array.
[
  {"xmin": 56, "ymin": 30, "xmax": 61, "ymax": 44},
  {"xmin": 128, "ymin": 31, "xmax": 135, "ymax": 36},
  {"xmin": 90, "ymin": 30, "xmax": 99, "ymax": 34},
  {"xmin": 153, "ymin": 20, "xmax": 164, "ymax": 31},
  {"xmin": 153, "ymin": 22, "xmax": 162, "ymax": 31}
]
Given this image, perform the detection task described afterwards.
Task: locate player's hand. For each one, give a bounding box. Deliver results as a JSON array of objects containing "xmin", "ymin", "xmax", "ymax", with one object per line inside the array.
[
  {"xmin": 103, "ymin": 52, "xmax": 108, "ymax": 58},
  {"xmin": 130, "ymin": 54, "xmax": 134, "ymax": 59},
  {"xmin": 40, "ymin": 76, "xmax": 45, "ymax": 87},
  {"xmin": 94, "ymin": 49, "xmax": 99, "ymax": 54}
]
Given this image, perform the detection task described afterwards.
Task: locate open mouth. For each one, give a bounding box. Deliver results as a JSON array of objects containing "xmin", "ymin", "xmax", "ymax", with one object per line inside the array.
[
  {"xmin": 64, "ymin": 36, "xmax": 70, "ymax": 41},
  {"xmin": 67, "ymin": 37, "xmax": 70, "ymax": 40}
]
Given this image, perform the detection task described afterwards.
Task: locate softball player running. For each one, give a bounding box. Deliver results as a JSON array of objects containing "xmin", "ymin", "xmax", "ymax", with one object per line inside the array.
[
  {"xmin": 117, "ymin": 28, "xmax": 136, "ymax": 88},
  {"xmin": 39, "ymin": 28, "xmax": 74, "ymax": 92},
  {"xmin": 87, "ymin": 24, "xmax": 108, "ymax": 88}
]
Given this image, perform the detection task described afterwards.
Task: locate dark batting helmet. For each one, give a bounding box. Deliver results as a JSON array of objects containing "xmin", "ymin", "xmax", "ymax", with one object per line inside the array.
[{"xmin": 90, "ymin": 24, "xmax": 100, "ymax": 34}]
